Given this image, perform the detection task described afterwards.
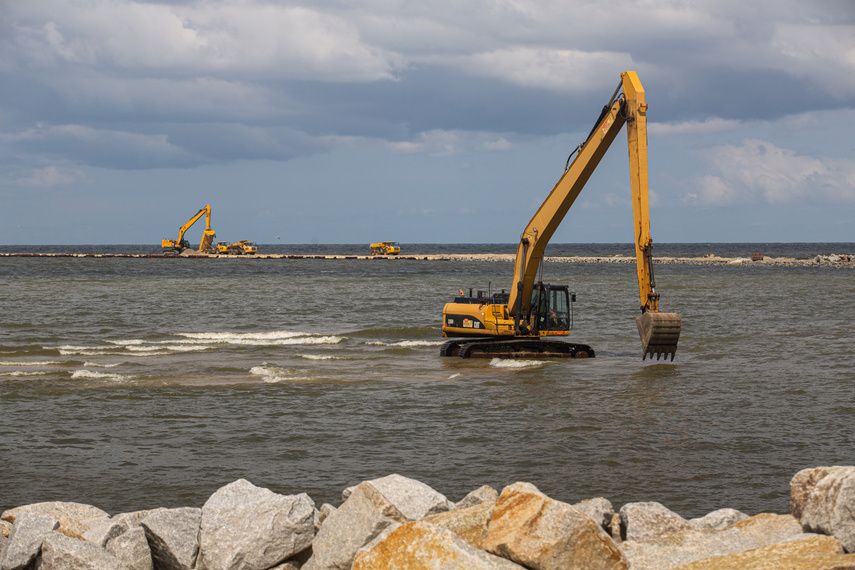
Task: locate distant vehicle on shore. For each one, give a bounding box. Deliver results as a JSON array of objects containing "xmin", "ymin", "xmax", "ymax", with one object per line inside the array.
[
  {"xmin": 370, "ymin": 242, "xmax": 400, "ymax": 256},
  {"xmin": 216, "ymin": 240, "xmax": 258, "ymax": 255}
]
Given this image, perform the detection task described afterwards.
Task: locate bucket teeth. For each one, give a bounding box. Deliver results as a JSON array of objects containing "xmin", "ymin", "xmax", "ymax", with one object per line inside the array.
[{"xmin": 637, "ymin": 312, "xmax": 681, "ymax": 361}]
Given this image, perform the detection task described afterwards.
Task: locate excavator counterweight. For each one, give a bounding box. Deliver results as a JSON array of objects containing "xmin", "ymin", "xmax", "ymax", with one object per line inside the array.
[{"xmin": 441, "ymin": 72, "xmax": 681, "ymax": 360}]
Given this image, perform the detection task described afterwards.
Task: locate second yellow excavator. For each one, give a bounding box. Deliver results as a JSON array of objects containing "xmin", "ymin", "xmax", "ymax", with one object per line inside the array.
[
  {"xmin": 161, "ymin": 204, "xmax": 217, "ymax": 254},
  {"xmin": 440, "ymin": 72, "xmax": 681, "ymax": 360}
]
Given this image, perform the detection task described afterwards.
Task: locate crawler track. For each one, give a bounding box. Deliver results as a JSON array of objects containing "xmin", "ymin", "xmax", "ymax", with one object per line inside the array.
[{"xmin": 441, "ymin": 339, "xmax": 594, "ymax": 359}]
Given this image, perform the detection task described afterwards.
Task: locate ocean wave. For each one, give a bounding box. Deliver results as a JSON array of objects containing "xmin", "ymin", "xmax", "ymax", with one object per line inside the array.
[
  {"xmin": 83, "ymin": 361, "xmax": 125, "ymax": 368},
  {"xmin": 179, "ymin": 331, "xmax": 319, "ymax": 341},
  {"xmin": 0, "ymin": 360, "xmax": 63, "ymax": 366},
  {"xmin": 298, "ymin": 354, "xmax": 345, "ymax": 360},
  {"xmin": 0, "ymin": 370, "xmax": 51, "ymax": 377},
  {"xmin": 249, "ymin": 364, "xmax": 320, "ymax": 383},
  {"xmin": 366, "ymin": 340, "xmax": 445, "ymax": 347},
  {"xmin": 70, "ymin": 369, "xmax": 134, "ymax": 382},
  {"xmin": 57, "ymin": 348, "xmax": 116, "ymax": 356},
  {"xmin": 53, "ymin": 330, "xmax": 345, "ymax": 357},
  {"xmin": 489, "ymin": 358, "xmax": 547, "ymax": 369}
]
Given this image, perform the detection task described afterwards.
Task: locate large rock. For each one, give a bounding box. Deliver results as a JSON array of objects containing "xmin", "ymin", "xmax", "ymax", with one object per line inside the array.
[
  {"xmin": 573, "ymin": 498, "xmax": 615, "ymax": 531},
  {"xmin": 690, "ymin": 508, "xmax": 749, "ymax": 530},
  {"xmin": 619, "ymin": 526, "xmax": 765, "ymax": 569},
  {"xmin": 1, "ymin": 511, "xmax": 59, "ymax": 570},
  {"xmin": 196, "ymin": 479, "xmax": 315, "ymax": 570},
  {"xmin": 619, "ymin": 513, "xmax": 805, "ymax": 570},
  {"xmin": 302, "ymin": 484, "xmax": 396, "ymax": 570},
  {"xmin": 1, "ymin": 502, "xmax": 109, "ymax": 539},
  {"xmin": 39, "ymin": 531, "xmax": 129, "ymax": 570},
  {"xmin": 140, "ymin": 507, "xmax": 201, "ymax": 570},
  {"xmin": 112, "ymin": 509, "xmax": 167, "ymax": 530},
  {"xmin": 482, "ymin": 482, "xmax": 627, "ymax": 570},
  {"xmin": 352, "ymin": 520, "xmax": 526, "ymax": 569},
  {"xmin": 793, "ymin": 466, "xmax": 855, "ymax": 552},
  {"xmin": 732, "ymin": 513, "xmax": 803, "ymax": 545},
  {"xmin": 82, "ymin": 519, "xmax": 127, "ymax": 548},
  {"xmin": 421, "ymin": 501, "xmax": 495, "ymax": 549},
  {"xmin": 620, "ymin": 502, "xmax": 694, "ymax": 541},
  {"xmin": 360, "ymin": 474, "xmax": 455, "ymax": 522},
  {"xmin": 106, "ymin": 526, "xmax": 154, "ymax": 570},
  {"xmin": 456, "ymin": 485, "xmax": 499, "ymax": 510},
  {"xmin": 670, "ymin": 534, "xmax": 855, "ymax": 569}
]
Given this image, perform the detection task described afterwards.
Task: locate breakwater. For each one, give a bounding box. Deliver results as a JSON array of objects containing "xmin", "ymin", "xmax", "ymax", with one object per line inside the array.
[
  {"xmin": 1, "ymin": 251, "xmax": 853, "ymax": 267},
  {"xmin": 2, "ymin": 468, "xmax": 855, "ymax": 569}
]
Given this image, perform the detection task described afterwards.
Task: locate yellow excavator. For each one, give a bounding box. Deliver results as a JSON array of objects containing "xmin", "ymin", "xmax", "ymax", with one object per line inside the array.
[
  {"xmin": 441, "ymin": 72, "xmax": 681, "ymax": 360},
  {"xmin": 161, "ymin": 204, "xmax": 217, "ymax": 254}
]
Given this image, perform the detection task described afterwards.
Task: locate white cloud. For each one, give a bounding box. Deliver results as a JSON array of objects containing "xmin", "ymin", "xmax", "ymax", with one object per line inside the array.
[
  {"xmin": 650, "ymin": 118, "xmax": 742, "ymax": 137},
  {"xmin": 772, "ymin": 23, "xmax": 855, "ymax": 98},
  {"xmin": 684, "ymin": 139, "xmax": 855, "ymax": 206},
  {"xmin": 13, "ymin": 166, "xmax": 87, "ymax": 188},
  {"xmin": 387, "ymin": 130, "xmax": 460, "ymax": 156},
  {"xmin": 6, "ymin": 0, "xmax": 402, "ymax": 82},
  {"xmin": 451, "ymin": 47, "xmax": 633, "ymax": 92},
  {"xmin": 481, "ymin": 137, "xmax": 512, "ymax": 152}
]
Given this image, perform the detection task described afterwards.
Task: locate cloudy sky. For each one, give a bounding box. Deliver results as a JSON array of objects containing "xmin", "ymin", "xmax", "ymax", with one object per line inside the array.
[{"xmin": 1, "ymin": 0, "xmax": 853, "ymax": 245}]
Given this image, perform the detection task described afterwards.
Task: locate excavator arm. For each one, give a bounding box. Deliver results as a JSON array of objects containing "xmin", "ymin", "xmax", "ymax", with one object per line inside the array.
[
  {"xmin": 162, "ymin": 204, "xmax": 216, "ymax": 253},
  {"xmin": 506, "ymin": 71, "xmax": 680, "ymax": 360}
]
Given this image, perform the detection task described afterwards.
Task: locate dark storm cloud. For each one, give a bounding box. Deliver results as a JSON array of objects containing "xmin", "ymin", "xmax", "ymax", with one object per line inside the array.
[{"xmin": 0, "ymin": 0, "xmax": 852, "ymax": 184}]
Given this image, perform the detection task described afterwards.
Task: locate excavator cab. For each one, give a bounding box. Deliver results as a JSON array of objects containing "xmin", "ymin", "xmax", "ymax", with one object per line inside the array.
[{"xmin": 532, "ymin": 284, "xmax": 571, "ymax": 334}]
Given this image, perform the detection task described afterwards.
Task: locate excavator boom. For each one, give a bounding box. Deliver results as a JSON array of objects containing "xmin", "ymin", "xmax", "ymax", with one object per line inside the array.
[
  {"xmin": 441, "ymin": 71, "xmax": 681, "ymax": 360},
  {"xmin": 162, "ymin": 204, "xmax": 216, "ymax": 253}
]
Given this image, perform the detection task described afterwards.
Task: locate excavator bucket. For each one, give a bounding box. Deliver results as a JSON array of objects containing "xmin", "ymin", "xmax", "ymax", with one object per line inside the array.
[{"xmin": 636, "ymin": 312, "xmax": 681, "ymax": 361}]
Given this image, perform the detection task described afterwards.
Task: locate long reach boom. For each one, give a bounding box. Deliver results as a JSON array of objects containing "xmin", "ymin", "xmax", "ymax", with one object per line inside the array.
[
  {"xmin": 441, "ymin": 71, "xmax": 681, "ymax": 360},
  {"xmin": 162, "ymin": 204, "xmax": 217, "ymax": 254}
]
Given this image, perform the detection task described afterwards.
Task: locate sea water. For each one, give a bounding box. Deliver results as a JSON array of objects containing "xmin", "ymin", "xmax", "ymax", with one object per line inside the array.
[{"xmin": 1, "ymin": 244, "xmax": 853, "ymax": 519}]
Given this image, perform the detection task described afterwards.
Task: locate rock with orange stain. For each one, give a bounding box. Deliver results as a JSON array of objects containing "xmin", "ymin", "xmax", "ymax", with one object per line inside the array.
[
  {"xmin": 352, "ymin": 521, "xmax": 525, "ymax": 570},
  {"xmin": 482, "ymin": 482, "xmax": 628, "ymax": 570},
  {"xmin": 670, "ymin": 534, "xmax": 855, "ymax": 570},
  {"xmin": 421, "ymin": 501, "xmax": 495, "ymax": 549}
]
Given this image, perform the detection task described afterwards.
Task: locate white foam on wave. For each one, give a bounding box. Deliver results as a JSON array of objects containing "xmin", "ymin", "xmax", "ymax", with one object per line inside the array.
[
  {"xmin": 84, "ymin": 361, "xmax": 125, "ymax": 368},
  {"xmin": 298, "ymin": 354, "xmax": 344, "ymax": 361},
  {"xmin": 179, "ymin": 331, "xmax": 345, "ymax": 346},
  {"xmin": 0, "ymin": 361, "xmax": 63, "ymax": 366},
  {"xmin": 489, "ymin": 358, "xmax": 547, "ymax": 369},
  {"xmin": 0, "ymin": 370, "xmax": 51, "ymax": 377},
  {"xmin": 367, "ymin": 340, "xmax": 444, "ymax": 347},
  {"xmin": 180, "ymin": 331, "xmax": 311, "ymax": 341},
  {"xmin": 249, "ymin": 363, "xmax": 325, "ymax": 383},
  {"xmin": 126, "ymin": 344, "xmax": 214, "ymax": 353},
  {"xmin": 71, "ymin": 369, "xmax": 134, "ymax": 382},
  {"xmin": 57, "ymin": 348, "xmax": 115, "ymax": 356}
]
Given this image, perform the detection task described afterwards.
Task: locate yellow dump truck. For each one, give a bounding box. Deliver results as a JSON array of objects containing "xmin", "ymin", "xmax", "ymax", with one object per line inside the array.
[
  {"xmin": 217, "ymin": 240, "xmax": 258, "ymax": 255},
  {"xmin": 370, "ymin": 241, "xmax": 400, "ymax": 256}
]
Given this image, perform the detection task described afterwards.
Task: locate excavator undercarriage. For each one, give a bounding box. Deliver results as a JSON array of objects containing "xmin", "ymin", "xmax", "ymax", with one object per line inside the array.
[{"xmin": 441, "ymin": 338, "xmax": 594, "ymax": 359}]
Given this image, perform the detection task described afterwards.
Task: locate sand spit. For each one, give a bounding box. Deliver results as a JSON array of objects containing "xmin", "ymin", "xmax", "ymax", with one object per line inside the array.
[{"xmin": 1, "ymin": 252, "xmax": 853, "ymax": 267}]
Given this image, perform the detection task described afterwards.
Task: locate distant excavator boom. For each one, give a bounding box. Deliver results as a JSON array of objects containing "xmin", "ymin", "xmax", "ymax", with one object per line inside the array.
[{"xmin": 162, "ymin": 204, "xmax": 216, "ymax": 253}]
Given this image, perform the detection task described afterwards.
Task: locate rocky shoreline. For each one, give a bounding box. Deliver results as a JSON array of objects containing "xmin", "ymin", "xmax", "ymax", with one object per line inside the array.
[
  {"xmin": 2, "ymin": 466, "xmax": 854, "ymax": 569},
  {"xmin": 1, "ymin": 251, "xmax": 853, "ymax": 267}
]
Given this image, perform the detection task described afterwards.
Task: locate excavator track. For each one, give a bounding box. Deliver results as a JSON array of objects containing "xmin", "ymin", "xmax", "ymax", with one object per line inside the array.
[{"xmin": 441, "ymin": 339, "xmax": 594, "ymax": 359}]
